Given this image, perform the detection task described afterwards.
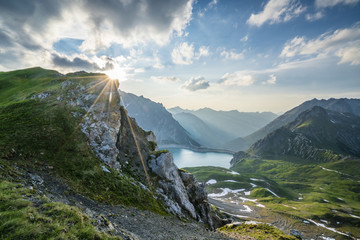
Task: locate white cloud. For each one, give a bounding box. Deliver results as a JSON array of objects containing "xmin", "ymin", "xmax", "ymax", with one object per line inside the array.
[
  {"xmin": 151, "ymin": 76, "xmax": 180, "ymax": 83},
  {"xmin": 305, "ymin": 11, "xmax": 324, "ymax": 21},
  {"xmin": 209, "ymin": 0, "xmax": 218, "ymax": 8},
  {"xmin": 172, "ymin": 43, "xmax": 209, "ymax": 64},
  {"xmin": 182, "ymin": 76, "xmax": 210, "ymax": 91},
  {"xmin": 0, "ymin": 0, "xmax": 195, "ymax": 69},
  {"xmin": 171, "ymin": 42, "xmax": 195, "ymax": 65},
  {"xmin": 315, "ymin": 0, "xmax": 359, "ymax": 8},
  {"xmin": 336, "ymin": 47, "xmax": 360, "ymax": 65},
  {"xmin": 247, "ymin": 0, "xmax": 306, "ymax": 27},
  {"xmin": 196, "ymin": 46, "xmax": 210, "ymax": 59},
  {"xmin": 219, "ymin": 72, "xmax": 255, "ymax": 86},
  {"xmin": 198, "ymin": 0, "xmax": 218, "ymax": 17},
  {"xmin": 241, "ymin": 35, "xmax": 249, "ymax": 42},
  {"xmin": 280, "ymin": 25, "xmax": 360, "ymax": 65},
  {"xmin": 220, "ymin": 50, "xmax": 244, "ymax": 60},
  {"xmin": 262, "ymin": 74, "xmax": 277, "ymax": 84}
]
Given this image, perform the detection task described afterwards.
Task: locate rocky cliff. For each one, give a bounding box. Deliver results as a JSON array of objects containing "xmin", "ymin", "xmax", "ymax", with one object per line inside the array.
[
  {"xmin": 60, "ymin": 73, "xmax": 216, "ymax": 228},
  {"xmin": 0, "ymin": 68, "xmax": 219, "ymax": 238}
]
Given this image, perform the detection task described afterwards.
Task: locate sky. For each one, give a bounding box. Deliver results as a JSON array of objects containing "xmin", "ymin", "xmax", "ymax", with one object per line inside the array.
[{"xmin": 0, "ymin": 0, "xmax": 359, "ymax": 112}]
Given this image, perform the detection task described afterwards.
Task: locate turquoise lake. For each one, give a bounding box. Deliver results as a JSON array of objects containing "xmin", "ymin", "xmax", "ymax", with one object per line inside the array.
[{"xmin": 167, "ymin": 148, "xmax": 232, "ymax": 169}]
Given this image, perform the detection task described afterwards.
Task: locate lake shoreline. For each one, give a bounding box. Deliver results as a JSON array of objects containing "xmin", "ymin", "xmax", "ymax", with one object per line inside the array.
[
  {"xmin": 159, "ymin": 144, "xmax": 236, "ymax": 155},
  {"xmin": 164, "ymin": 147, "xmax": 233, "ymax": 169}
]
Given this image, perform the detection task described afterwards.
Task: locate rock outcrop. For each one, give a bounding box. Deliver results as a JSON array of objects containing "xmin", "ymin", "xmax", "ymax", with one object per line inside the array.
[
  {"xmin": 59, "ymin": 76, "xmax": 216, "ymax": 228},
  {"xmin": 148, "ymin": 152, "xmax": 214, "ymax": 228}
]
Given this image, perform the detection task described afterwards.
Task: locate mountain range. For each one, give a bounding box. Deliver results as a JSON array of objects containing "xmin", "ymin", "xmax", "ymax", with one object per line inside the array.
[
  {"xmin": 225, "ymin": 98, "xmax": 360, "ymax": 152},
  {"xmin": 168, "ymin": 107, "xmax": 277, "ymax": 150},
  {"xmin": 249, "ymin": 106, "xmax": 360, "ymax": 161},
  {"xmin": 119, "ymin": 91, "xmax": 200, "ymax": 148}
]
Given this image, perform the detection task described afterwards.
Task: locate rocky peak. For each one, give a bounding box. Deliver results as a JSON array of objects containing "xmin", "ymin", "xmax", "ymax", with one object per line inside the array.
[{"xmin": 60, "ymin": 77, "xmax": 215, "ymax": 228}]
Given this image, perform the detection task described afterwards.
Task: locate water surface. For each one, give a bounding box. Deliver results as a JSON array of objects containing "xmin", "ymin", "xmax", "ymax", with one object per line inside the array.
[{"xmin": 167, "ymin": 148, "xmax": 232, "ymax": 169}]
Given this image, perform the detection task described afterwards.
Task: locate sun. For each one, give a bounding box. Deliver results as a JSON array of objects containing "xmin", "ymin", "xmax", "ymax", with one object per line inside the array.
[{"xmin": 104, "ymin": 66, "xmax": 126, "ymax": 82}]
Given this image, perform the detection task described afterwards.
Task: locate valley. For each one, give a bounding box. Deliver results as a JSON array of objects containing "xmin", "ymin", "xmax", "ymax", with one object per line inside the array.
[
  {"xmin": 1, "ymin": 1, "xmax": 360, "ymax": 239},
  {"xmin": 0, "ymin": 67, "xmax": 359, "ymax": 240}
]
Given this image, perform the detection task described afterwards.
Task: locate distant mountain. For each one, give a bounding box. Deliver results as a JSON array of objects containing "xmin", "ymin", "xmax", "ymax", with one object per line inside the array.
[
  {"xmin": 221, "ymin": 137, "xmax": 251, "ymax": 152},
  {"xmin": 172, "ymin": 112, "xmax": 233, "ymax": 148},
  {"xmin": 241, "ymin": 98, "xmax": 360, "ymax": 148},
  {"xmin": 168, "ymin": 107, "xmax": 277, "ymax": 150},
  {"xmin": 248, "ymin": 106, "xmax": 360, "ymax": 161},
  {"xmin": 120, "ymin": 91, "xmax": 200, "ymax": 147}
]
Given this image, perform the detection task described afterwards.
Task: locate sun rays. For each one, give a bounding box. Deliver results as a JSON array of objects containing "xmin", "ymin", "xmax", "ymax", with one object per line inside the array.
[{"xmin": 66, "ymin": 73, "xmax": 153, "ymax": 191}]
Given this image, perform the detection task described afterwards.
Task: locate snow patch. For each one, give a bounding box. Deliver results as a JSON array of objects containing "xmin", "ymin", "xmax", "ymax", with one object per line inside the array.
[
  {"xmin": 250, "ymin": 178, "xmax": 264, "ymax": 181},
  {"xmin": 306, "ymin": 219, "xmax": 349, "ymax": 237},
  {"xmin": 265, "ymin": 188, "xmax": 280, "ymax": 198},
  {"xmin": 320, "ymin": 219, "xmax": 328, "ymax": 224},
  {"xmin": 323, "ymin": 199, "xmax": 330, "ymax": 203},
  {"xmin": 245, "ymin": 220, "xmax": 260, "ymax": 225},
  {"xmin": 239, "ymin": 197, "xmax": 257, "ymax": 203},
  {"xmin": 350, "ymin": 214, "xmax": 360, "ymax": 219},
  {"xmin": 224, "ymin": 180, "xmax": 238, "ymax": 183},
  {"xmin": 320, "ymin": 237, "xmax": 335, "ymax": 240},
  {"xmin": 206, "ymin": 179, "xmax": 217, "ymax": 185},
  {"xmin": 250, "ymin": 183, "xmax": 257, "ymax": 188},
  {"xmin": 208, "ymin": 188, "xmax": 245, "ymax": 198},
  {"xmin": 256, "ymin": 203, "xmax": 265, "ymax": 208},
  {"xmin": 238, "ymin": 205, "xmax": 252, "ymax": 212},
  {"xmin": 244, "ymin": 191, "xmax": 251, "ymax": 196},
  {"xmin": 228, "ymin": 171, "xmax": 240, "ymax": 175}
]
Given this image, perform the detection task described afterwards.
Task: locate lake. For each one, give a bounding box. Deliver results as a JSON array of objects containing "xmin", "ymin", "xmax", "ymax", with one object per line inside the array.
[{"xmin": 167, "ymin": 148, "xmax": 232, "ymax": 169}]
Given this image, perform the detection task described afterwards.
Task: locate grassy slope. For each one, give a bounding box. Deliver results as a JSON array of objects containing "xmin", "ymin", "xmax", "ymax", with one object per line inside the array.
[
  {"xmin": 186, "ymin": 157, "xmax": 360, "ymax": 238},
  {"xmin": 0, "ymin": 181, "xmax": 121, "ymax": 240},
  {"xmin": 0, "ymin": 68, "xmax": 165, "ymax": 214},
  {"xmin": 218, "ymin": 223, "xmax": 297, "ymax": 240}
]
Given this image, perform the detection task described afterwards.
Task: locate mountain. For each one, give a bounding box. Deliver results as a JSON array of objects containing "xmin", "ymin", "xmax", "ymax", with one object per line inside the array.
[
  {"xmin": 237, "ymin": 98, "xmax": 360, "ymax": 150},
  {"xmin": 172, "ymin": 112, "xmax": 234, "ymax": 148},
  {"xmin": 119, "ymin": 91, "xmax": 200, "ymax": 148},
  {"xmin": 227, "ymin": 105, "xmax": 360, "ymax": 238},
  {"xmin": 248, "ymin": 106, "xmax": 360, "ymax": 161},
  {"xmin": 0, "ymin": 67, "xmax": 229, "ymax": 239},
  {"xmin": 168, "ymin": 107, "xmax": 277, "ymax": 150}
]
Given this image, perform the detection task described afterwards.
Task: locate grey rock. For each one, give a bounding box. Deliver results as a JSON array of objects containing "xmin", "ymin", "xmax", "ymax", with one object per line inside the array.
[
  {"xmin": 290, "ymin": 229, "xmax": 302, "ymax": 239},
  {"xmin": 149, "ymin": 152, "xmax": 197, "ymax": 218}
]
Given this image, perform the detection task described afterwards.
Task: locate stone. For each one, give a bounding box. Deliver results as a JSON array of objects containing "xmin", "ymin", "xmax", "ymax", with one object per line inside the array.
[{"xmin": 290, "ymin": 229, "xmax": 302, "ymax": 239}]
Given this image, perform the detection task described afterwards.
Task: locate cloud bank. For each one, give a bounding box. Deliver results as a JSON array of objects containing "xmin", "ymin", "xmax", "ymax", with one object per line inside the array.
[
  {"xmin": 182, "ymin": 76, "xmax": 210, "ymax": 91},
  {"xmin": 247, "ymin": 0, "xmax": 305, "ymax": 27}
]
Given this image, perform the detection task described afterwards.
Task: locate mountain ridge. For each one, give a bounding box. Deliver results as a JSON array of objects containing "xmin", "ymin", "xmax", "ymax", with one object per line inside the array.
[
  {"xmin": 245, "ymin": 106, "xmax": 360, "ymax": 162},
  {"xmin": 234, "ymin": 98, "xmax": 360, "ymax": 151},
  {"xmin": 120, "ymin": 91, "xmax": 200, "ymax": 148}
]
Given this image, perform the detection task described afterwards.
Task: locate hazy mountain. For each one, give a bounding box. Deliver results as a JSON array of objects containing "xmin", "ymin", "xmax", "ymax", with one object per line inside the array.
[
  {"xmin": 221, "ymin": 137, "xmax": 251, "ymax": 152},
  {"xmin": 172, "ymin": 112, "xmax": 234, "ymax": 148},
  {"xmin": 168, "ymin": 107, "xmax": 277, "ymax": 149},
  {"xmin": 120, "ymin": 91, "xmax": 200, "ymax": 147},
  {"xmin": 239, "ymin": 98, "xmax": 360, "ymax": 149},
  {"xmin": 249, "ymin": 106, "xmax": 360, "ymax": 161}
]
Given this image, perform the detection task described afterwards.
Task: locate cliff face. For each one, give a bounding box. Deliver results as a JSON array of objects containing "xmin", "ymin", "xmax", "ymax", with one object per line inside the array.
[
  {"xmin": 58, "ymin": 75, "xmax": 215, "ymax": 228},
  {"xmin": 0, "ymin": 68, "xmax": 217, "ymax": 237}
]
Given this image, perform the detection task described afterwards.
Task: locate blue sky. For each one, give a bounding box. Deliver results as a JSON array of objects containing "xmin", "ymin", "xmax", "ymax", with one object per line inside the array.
[{"xmin": 0, "ymin": 0, "xmax": 359, "ymax": 112}]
